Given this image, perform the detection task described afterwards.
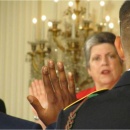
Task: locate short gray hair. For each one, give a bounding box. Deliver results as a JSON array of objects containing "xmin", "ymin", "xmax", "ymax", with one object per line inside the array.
[{"xmin": 84, "ymin": 32, "xmax": 116, "ymax": 67}]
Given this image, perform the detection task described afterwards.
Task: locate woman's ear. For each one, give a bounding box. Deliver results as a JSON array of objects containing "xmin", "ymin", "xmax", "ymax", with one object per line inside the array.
[
  {"xmin": 87, "ymin": 68, "xmax": 91, "ymax": 77},
  {"xmin": 114, "ymin": 36, "xmax": 125, "ymax": 61}
]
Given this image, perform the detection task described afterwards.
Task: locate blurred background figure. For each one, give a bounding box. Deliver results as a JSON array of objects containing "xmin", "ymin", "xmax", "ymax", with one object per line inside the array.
[{"xmin": 0, "ymin": 99, "xmax": 6, "ymax": 114}]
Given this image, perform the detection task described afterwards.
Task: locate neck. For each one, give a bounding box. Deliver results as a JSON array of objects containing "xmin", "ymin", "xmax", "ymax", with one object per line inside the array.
[{"xmin": 95, "ymin": 82, "xmax": 116, "ymax": 91}]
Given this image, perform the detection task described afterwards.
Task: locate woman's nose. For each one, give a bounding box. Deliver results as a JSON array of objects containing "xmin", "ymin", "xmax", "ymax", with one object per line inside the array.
[{"xmin": 101, "ymin": 57, "xmax": 109, "ymax": 65}]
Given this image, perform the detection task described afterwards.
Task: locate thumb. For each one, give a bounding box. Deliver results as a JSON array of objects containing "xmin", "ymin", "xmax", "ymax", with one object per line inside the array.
[{"xmin": 27, "ymin": 95, "xmax": 44, "ymax": 115}]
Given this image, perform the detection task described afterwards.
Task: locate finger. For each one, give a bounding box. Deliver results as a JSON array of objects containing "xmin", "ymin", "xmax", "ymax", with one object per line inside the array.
[
  {"xmin": 57, "ymin": 62, "xmax": 70, "ymax": 106},
  {"xmin": 29, "ymin": 85, "xmax": 37, "ymax": 113},
  {"xmin": 42, "ymin": 66, "xmax": 56, "ymax": 103},
  {"xmin": 29, "ymin": 83, "xmax": 33, "ymax": 95},
  {"xmin": 48, "ymin": 60, "xmax": 62, "ymax": 96},
  {"xmin": 38, "ymin": 80, "xmax": 48, "ymax": 108},
  {"xmin": 33, "ymin": 80, "xmax": 40, "ymax": 97},
  {"xmin": 39, "ymin": 80, "xmax": 45, "ymax": 95},
  {"xmin": 34, "ymin": 80, "xmax": 41, "ymax": 96},
  {"xmin": 68, "ymin": 72, "xmax": 76, "ymax": 95},
  {"xmin": 57, "ymin": 62, "xmax": 68, "ymax": 92},
  {"xmin": 27, "ymin": 95, "xmax": 44, "ymax": 117},
  {"xmin": 34, "ymin": 80, "xmax": 47, "ymax": 106},
  {"xmin": 67, "ymin": 72, "xmax": 77, "ymax": 101},
  {"xmin": 31, "ymin": 80, "xmax": 37, "ymax": 97}
]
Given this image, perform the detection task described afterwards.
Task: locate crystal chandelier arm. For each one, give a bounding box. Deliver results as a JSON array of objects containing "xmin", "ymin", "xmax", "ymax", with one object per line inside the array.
[
  {"xmin": 27, "ymin": 52, "xmax": 40, "ymax": 72},
  {"xmin": 53, "ymin": 36, "xmax": 66, "ymax": 51},
  {"xmin": 27, "ymin": 52, "xmax": 35, "ymax": 57},
  {"xmin": 32, "ymin": 58, "xmax": 40, "ymax": 73}
]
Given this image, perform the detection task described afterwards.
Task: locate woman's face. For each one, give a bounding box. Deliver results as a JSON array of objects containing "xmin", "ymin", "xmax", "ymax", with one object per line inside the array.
[{"xmin": 88, "ymin": 43, "xmax": 123, "ymax": 89}]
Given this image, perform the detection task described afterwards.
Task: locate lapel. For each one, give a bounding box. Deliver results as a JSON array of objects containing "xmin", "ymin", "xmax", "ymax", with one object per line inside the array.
[{"xmin": 114, "ymin": 71, "xmax": 130, "ymax": 88}]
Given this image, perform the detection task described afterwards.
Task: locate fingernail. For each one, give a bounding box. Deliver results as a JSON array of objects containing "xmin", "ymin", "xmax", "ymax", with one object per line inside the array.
[
  {"xmin": 49, "ymin": 60, "xmax": 54, "ymax": 68},
  {"xmin": 57, "ymin": 62, "xmax": 63, "ymax": 70},
  {"xmin": 68, "ymin": 72, "xmax": 73, "ymax": 80},
  {"xmin": 68, "ymin": 72, "xmax": 72, "ymax": 76},
  {"xmin": 42, "ymin": 66, "xmax": 48, "ymax": 74}
]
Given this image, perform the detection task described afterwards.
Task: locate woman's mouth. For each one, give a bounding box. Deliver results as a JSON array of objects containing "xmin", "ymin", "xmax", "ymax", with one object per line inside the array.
[{"xmin": 101, "ymin": 70, "xmax": 110, "ymax": 74}]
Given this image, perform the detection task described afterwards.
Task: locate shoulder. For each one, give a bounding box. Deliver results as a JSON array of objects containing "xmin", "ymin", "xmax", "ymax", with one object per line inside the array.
[
  {"xmin": 56, "ymin": 89, "xmax": 108, "ymax": 129},
  {"xmin": 64, "ymin": 88, "xmax": 108, "ymax": 111},
  {"xmin": 0, "ymin": 99, "xmax": 4, "ymax": 104},
  {"xmin": 0, "ymin": 99, "xmax": 6, "ymax": 113},
  {"xmin": 0, "ymin": 112, "xmax": 42, "ymax": 129}
]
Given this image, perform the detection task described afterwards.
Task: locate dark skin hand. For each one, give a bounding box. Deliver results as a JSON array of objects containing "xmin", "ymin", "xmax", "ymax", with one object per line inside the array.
[{"xmin": 27, "ymin": 60, "xmax": 77, "ymax": 126}]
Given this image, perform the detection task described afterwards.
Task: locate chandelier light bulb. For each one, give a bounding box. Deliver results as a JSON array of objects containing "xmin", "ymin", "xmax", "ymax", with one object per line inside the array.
[
  {"xmin": 72, "ymin": 14, "xmax": 76, "ymax": 20},
  {"xmin": 32, "ymin": 18, "xmax": 37, "ymax": 24},
  {"xmin": 105, "ymin": 15, "xmax": 110, "ymax": 22},
  {"xmin": 118, "ymin": 20, "xmax": 120, "ymax": 24},
  {"xmin": 54, "ymin": 0, "xmax": 59, "ymax": 3},
  {"xmin": 100, "ymin": 1, "xmax": 105, "ymax": 7},
  {"xmin": 48, "ymin": 21, "xmax": 53, "ymax": 27},
  {"xmin": 68, "ymin": 1, "xmax": 73, "ymax": 7},
  {"xmin": 109, "ymin": 22, "xmax": 114, "ymax": 29},
  {"xmin": 79, "ymin": 25, "xmax": 82, "ymax": 29},
  {"xmin": 55, "ymin": 49, "xmax": 58, "ymax": 52},
  {"xmin": 41, "ymin": 15, "xmax": 46, "ymax": 21},
  {"xmin": 100, "ymin": 22, "xmax": 103, "ymax": 26}
]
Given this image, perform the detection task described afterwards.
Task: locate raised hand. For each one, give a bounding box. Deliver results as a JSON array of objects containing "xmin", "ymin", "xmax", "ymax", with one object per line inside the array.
[
  {"xmin": 29, "ymin": 79, "xmax": 47, "ymax": 129},
  {"xmin": 27, "ymin": 60, "xmax": 77, "ymax": 126}
]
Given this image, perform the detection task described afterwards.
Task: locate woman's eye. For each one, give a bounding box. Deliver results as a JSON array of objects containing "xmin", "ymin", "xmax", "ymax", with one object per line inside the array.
[
  {"xmin": 109, "ymin": 54, "xmax": 116, "ymax": 58},
  {"xmin": 93, "ymin": 57, "xmax": 100, "ymax": 61}
]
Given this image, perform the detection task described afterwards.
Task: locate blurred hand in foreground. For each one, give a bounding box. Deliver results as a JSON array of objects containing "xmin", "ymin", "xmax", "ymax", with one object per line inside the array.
[
  {"xmin": 29, "ymin": 79, "xmax": 47, "ymax": 129},
  {"xmin": 27, "ymin": 60, "xmax": 77, "ymax": 126}
]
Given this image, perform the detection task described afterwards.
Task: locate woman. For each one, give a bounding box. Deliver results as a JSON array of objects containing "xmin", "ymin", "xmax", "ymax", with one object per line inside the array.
[
  {"xmin": 28, "ymin": 32, "xmax": 124, "ymax": 128},
  {"xmin": 77, "ymin": 32, "xmax": 123, "ymax": 98}
]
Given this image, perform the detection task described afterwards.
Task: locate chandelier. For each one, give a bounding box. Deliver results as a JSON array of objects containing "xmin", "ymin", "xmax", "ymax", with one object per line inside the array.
[{"xmin": 27, "ymin": 0, "xmax": 114, "ymax": 92}]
